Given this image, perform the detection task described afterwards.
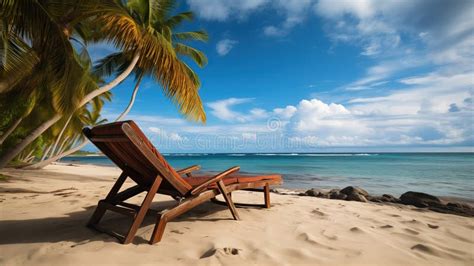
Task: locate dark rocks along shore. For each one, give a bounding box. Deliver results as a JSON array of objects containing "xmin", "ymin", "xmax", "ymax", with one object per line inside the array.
[{"xmin": 293, "ymin": 186, "xmax": 474, "ymax": 217}]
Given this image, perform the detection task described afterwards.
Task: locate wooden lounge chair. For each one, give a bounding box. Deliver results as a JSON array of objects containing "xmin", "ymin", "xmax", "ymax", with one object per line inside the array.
[{"xmin": 83, "ymin": 121, "xmax": 282, "ymax": 244}]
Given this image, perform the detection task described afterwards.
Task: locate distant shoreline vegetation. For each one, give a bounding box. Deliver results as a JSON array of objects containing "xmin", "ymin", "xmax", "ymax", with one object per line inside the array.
[{"xmin": 70, "ymin": 150, "xmax": 103, "ymax": 157}]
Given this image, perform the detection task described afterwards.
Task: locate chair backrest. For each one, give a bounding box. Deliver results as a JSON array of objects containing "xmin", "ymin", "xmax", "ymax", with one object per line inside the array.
[{"xmin": 83, "ymin": 121, "xmax": 192, "ymax": 196}]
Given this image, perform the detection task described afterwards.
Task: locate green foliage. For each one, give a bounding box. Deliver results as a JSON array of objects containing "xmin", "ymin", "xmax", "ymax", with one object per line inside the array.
[
  {"xmin": 90, "ymin": 0, "xmax": 209, "ymax": 122},
  {"xmin": 0, "ymin": 173, "xmax": 10, "ymax": 181},
  {"xmin": 0, "ymin": 0, "xmax": 208, "ymax": 166}
]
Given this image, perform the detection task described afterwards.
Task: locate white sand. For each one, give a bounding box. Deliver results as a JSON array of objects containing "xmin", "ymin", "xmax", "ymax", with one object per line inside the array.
[{"xmin": 0, "ymin": 164, "xmax": 473, "ymax": 265}]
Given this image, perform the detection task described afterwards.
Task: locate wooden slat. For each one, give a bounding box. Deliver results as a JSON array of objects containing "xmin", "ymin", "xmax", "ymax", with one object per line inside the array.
[
  {"xmin": 122, "ymin": 123, "xmax": 191, "ymax": 195},
  {"xmin": 90, "ymin": 136, "xmax": 129, "ymax": 142},
  {"xmin": 112, "ymin": 185, "xmax": 146, "ymax": 203},
  {"xmin": 99, "ymin": 201, "xmax": 136, "ymax": 217},
  {"xmin": 117, "ymin": 201, "xmax": 141, "ymax": 211}
]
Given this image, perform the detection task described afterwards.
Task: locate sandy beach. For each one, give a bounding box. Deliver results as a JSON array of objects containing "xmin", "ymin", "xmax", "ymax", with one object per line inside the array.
[{"xmin": 0, "ymin": 164, "xmax": 473, "ymax": 265}]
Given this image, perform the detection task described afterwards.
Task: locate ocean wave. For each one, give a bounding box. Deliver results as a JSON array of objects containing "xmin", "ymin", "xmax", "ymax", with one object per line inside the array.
[
  {"xmin": 255, "ymin": 153, "xmax": 299, "ymax": 156},
  {"xmin": 168, "ymin": 153, "xmax": 209, "ymax": 156},
  {"xmin": 303, "ymin": 153, "xmax": 378, "ymax": 157}
]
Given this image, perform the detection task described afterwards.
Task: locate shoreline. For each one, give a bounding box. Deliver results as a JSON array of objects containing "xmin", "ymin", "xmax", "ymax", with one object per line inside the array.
[
  {"xmin": 32, "ymin": 161, "xmax": 474, "ymax": 206},
  {"xmin": 1, "ymin": 164, "xmax": 473, "ymax": 265}
]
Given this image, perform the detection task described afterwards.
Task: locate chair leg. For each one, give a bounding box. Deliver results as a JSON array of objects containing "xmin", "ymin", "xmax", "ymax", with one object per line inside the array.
[
  {"xmin": 123, "ymin": 177, "xmax": 162, "ymax": 244},
  {"xmin": 217, "ymin": 180, "xmax": 240, "ymax": 220},
  {"xmin": 149, "ymin": 190, "xmax": 216, "ymax": 244},
  {"xmin": 88, "ymin": 172, "xmax": 128, "ymax": 226},
  {"xmin": 264, "ymin": 184, "xmax": 270, "ymax": 208},
  {"xmin": 149, "ymin": 214, "xmax": 168, "ymax": 244}
]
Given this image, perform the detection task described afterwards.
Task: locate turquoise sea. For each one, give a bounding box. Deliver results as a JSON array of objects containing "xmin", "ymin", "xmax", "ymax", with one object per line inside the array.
[{"xmin": 61, "ymin": 153, "xmax": 474, "ymax": 199}]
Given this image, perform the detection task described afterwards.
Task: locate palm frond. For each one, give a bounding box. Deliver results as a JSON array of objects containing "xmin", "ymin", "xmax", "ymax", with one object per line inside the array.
[
  {"xmin": 173, "ymin": 30, "xmax": 208, "ymax": 42},
  {"xmin": 93, "ymin": 52, "xmax": 129, "ymax": 78},
  {"xmin": 174, "ymin": 43, "xmax": 207, "ymax": 67},
  {"xmin": 165, "ymin": 11, "xmax": 194, "ymax": 28}
]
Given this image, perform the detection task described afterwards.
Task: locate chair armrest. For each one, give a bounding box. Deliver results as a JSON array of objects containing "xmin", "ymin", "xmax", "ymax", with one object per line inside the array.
[
  {"xmin": 177, "ymin": 165, "xmax": 201, "ymax": 177},
  {"xmin": 190, "ymin": 166, "xmax": 240, "ymax": 196}
]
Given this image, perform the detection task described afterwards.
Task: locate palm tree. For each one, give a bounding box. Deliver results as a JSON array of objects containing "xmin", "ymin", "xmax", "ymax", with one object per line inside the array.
[
  {"xmin": 24, "ymin": 102, "xmax": 109, "ymax": 169},
  {"xmin": 26, "ymin": 0, "xmax": 209, "ymax": 168},
  {"xmin": 0, "ymin": 0, "xmax": 134, "ymax": 167},
  {"xmin": 94, "ymin": 0, "xmax": 208, "ymax": 121},
  {"xmin": 0, "ymin": 0, "xmax": 207, "ymax": 168}
]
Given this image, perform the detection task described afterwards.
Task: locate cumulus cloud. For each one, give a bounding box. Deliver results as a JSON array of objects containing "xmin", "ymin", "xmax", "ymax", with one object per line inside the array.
[
  {"xmin": 273, "ymin": 106, "xmax": 297, "ymax": 119},
  {"xmin": 216, "ymin": 39, "xmax": 238, "ymax": 56},
  {"xmin": 286, "ymin": 99, "xmax": 372, "ymax": 146},
  {"xmin": 285, "ymin": 94, "xmax": 472, "ymax": 147}
]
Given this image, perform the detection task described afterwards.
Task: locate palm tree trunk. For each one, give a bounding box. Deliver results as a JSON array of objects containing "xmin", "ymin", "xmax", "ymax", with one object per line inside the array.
[
  {"xmin": 25, "ymin": 74, "xmax": 144, "ymax": 169},
  {"xmin": 116, "ymin": 73, "xmax": 143, "ymax": 121},
  {"xmin": 40, "ymin": 145, "xmax": 53, "ymax": 161},
  {"xmin": 0, "ymin": 113, "xmax": 62, "ymax": 168},
  {"xmin": 0, "ymin": 117, "xmax": 23, "ymax": 145},
  {"xmin": 0, "ymin": 54, "xmax": 140, "ymax": 169},
  {"xmin": 24, "ymin": 139, "xmax": 88, "ymax": 169},
  {"xmin": 55, "ymin": 136, "xmax": 71, "ymax": 156},
  {"xmin": 49, "ymin": 115, "xmax": 72, "ymax": 157},
  {"xmin": 78, "ymin": 55, "xmax": 140, "ymax": 107}
]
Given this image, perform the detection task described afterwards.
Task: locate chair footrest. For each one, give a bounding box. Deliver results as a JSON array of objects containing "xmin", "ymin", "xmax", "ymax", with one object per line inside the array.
[
  {"xmin": 210, "ymin": 197, "xmax": 266, "ymax": 208},
  {"xmin": 99, "ymin": 201, "xmax": 136, "ymax": 217}
]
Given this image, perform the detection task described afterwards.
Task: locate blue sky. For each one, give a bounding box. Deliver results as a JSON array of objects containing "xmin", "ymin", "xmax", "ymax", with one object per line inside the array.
[{"xmin": 89, "ymin": 0, "xmax": 473, "ymax": 152}]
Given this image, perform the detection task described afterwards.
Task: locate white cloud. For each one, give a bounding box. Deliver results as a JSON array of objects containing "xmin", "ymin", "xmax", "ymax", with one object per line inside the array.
[
  {"xmin": 315, "ymin": 0, "xmax": 375, "ymax": 19},
  {"xmin": 349, "ymin": 71, "xmax": 473, "ymax": 116},
  {"xmin": 288, "ymin": 99, "xmax": 371, "ymax": 142},
  {"xmin": 207, "ymin": 98, "xmax": 256, "ymax": 122},
  {"xmin": 263, "ymin": 26, "xmax": 285, "ymax": 37},
  {"xmin": 314, "ymin": 0, "xmax": 474, "ymax": 60},
  {"xmin": 187, "ymin": 0, "xmax": 314, "ymax": 37},
  {"xmin": 263, "ymin": 0, "xmax": 313, "ymax": 37},
  {"xmin": 216, "ymin": 39, "xmax": 238, "ymax": 56},
  {"xmin": 149, "ymin": 127, "xmax": 188, "ymax": 142},
  {"xmin": 273, "ymin": 105, "xmax": 297, "ymax": 119},
  {"xmin": 187, "ymin": 0, "xmax": 268, "ymax": 21}
]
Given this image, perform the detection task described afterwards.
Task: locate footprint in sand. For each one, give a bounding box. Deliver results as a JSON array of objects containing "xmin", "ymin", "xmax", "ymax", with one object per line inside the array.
[
  {"xmin": 311, "ymin": 209, "xmax": 325, "ymax": 216},
  {"xmin": 297, "ymin": 232, "xmax": 336, "ymax": 250},
  {"xmin": 401, "ymin": 219, "xmax": 421, "ymax": 225},
  {"xmin": 200, "ymin": 247, "xmax": 241, "ymax": 258},
  {"xmin": 350, "ymin": 227, "xmax": 363, "ymax": 233},
  {"xmin": 427, "ymin": 224, "xmax": 439, "ymax": 229},
  {"xmin": 380, "ymin": 225, "xmax": 394, "ymax": 229},
  {"xmin": 321, "ymin": 230, "xmax": 338, "ymax": 240},
  {"xmin": 170, "ymin": 230, "xmax": 184, "ymax": 235},
  {"xmin": 404, "ymin": 228, "xmax": 420, "ymax": 235},
  {"xmin": 411, "ymin": 244, "xmax": 463, "ymax": 260}
]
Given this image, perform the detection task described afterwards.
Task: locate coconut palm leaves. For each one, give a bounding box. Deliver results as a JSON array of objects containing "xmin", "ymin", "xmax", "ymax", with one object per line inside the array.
[
  {"xmin": 0, "ymin": 0, "xmax": 208, "ymax": 168},
  {"xmin": 89, "ymin": 0, "xmax": 208, "ymax": 122},
  {"xmin": 0, "ymin": 0, "xmax": 94, "ymax": 114}
]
